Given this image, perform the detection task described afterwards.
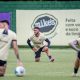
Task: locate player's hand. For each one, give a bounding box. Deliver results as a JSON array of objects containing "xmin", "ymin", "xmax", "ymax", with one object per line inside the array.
[
  {"xmin": 17, "ymin": 60, "xmax": 23, "ymax": 66},
  {"xmin": 32, "ymin": 47, "xmax": 37, "ymax": 52}
]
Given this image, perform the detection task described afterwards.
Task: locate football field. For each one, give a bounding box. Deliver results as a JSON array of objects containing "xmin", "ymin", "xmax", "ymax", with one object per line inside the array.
[{"xmin": 0, "ymin": 48, "xmax": 80, "ymax": 80}]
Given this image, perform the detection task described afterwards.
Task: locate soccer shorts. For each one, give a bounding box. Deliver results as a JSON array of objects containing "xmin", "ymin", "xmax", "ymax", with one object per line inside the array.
[
  {"xmin": 35, "ymin": 46, "xmax": 45, "ymax": 58},
  {"xmin": 0, "ymin": 60, "xmax": 7, "ymax": 66}
]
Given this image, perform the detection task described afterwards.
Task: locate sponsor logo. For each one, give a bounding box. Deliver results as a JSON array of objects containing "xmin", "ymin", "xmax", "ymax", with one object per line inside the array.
[{"xmin": 31, "ymin": 13, "xmax": 58, "ymax": 39}]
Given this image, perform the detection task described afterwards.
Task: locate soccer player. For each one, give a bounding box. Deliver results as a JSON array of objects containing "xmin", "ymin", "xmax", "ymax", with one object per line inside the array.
[
  {"xmin": 27, "ymin": 27, "xmax": 54, "ymax": 62},
  {"xmin": 69, "ymin": 38, "xmax": 80, "ymax": 76},
  {"xmin": 0, "ymin": 20, "xmax": 23, "ymax": 77}
]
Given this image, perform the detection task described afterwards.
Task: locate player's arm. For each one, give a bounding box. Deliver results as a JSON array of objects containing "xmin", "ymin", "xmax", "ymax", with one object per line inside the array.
[
  {"xmin": 27, "ymin": 39, "xmax": 37, "ymax": 52},
  {"xmin": 45, "ymin": 38, "xmax": 51, "ymax": 48},
  {"xmin": 12, "ymin": 40, "xmax": 23, "ymax": 66},
  {"xmin": 69, "ymin": 40, "xmax": 80, "ymax": 52},
  {"xmin": 27, "ymin": 39, "xmax": 33, "ymax": 49}
]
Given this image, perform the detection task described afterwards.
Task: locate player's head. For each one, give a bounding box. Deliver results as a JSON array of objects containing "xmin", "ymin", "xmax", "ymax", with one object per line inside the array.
[
  {"xmin": 0, "ymin": 20, "xmax": 9, "ymax": 29},
  {"xmin": 33, "ymin": 27, "xmax": 40, "ymax": 35},
  {"xmin": 0, "ymin": 20, "xmax": 9, "ymax": 25}
]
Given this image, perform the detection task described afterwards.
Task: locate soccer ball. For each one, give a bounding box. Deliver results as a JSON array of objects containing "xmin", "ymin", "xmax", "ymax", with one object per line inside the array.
[{"xmin": 15, "ymin": 66, "xmax": 25, "ymax": 77}]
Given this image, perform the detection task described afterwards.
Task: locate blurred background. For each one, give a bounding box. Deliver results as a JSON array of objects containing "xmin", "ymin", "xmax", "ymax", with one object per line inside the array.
[{"xmin": 0, "ymin": 0, "xmax": 80, "ymax": 47}]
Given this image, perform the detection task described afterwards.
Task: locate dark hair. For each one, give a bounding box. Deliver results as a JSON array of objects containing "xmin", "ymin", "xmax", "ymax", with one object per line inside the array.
[
  {"xmin": 34, "ymin": 27, "xmax": 40, "ymax": 30},
  {"xmin": 0, "ymin": 20, "xmax": 9, "ymax": 25}
]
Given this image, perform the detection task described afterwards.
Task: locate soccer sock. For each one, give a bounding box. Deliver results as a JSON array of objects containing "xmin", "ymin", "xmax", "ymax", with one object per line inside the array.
[{"xmin": 74, "ymin": 68, "xmax": 78, "ymax": 74}]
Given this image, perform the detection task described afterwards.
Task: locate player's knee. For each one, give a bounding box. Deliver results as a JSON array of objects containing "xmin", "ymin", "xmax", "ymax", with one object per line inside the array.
[
  {"xmin": 43, "ymin": 47, "xmax": 48, "ymax": 52},
  {"xmin": 35, "ymin": 58, "xmax": 40, "ymax": 62},
  {"xmin": 35, "ymin": 60, "xmax": 40, "ymax": 62},
  {"xmin": 0, "ymin": 66, "xmax": 6, "ymax": 77},
  {"xmin": 0, "ymin": 71, "xmax": 4, "ymax": 77},
  {"xmin": 0, "ymin": 74, "xmax": 4, "ymax": 77}
]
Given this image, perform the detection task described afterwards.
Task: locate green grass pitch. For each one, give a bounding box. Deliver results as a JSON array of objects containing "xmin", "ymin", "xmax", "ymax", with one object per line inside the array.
[{"xmin": 0, "ymin": 48, "xmax": 80, "ymax": 80}]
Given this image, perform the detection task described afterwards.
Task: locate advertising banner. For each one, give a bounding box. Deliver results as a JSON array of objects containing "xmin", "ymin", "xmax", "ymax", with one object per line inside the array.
[{"xmin": 16, "ymin": 10, "xmax": 80, "ymax": 46}]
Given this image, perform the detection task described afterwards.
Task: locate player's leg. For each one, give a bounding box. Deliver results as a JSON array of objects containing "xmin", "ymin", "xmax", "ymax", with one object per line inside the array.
[
  {"xmin": 0, "ymin": 60, "xmax": 7, "ymax": 77},
  {"xmin": 74, "ymin": 58, "xmax": 79, "ymax": 74},
  {"xmin": 35, "ymin": 49, "xmax": 42, "ymax": 62},
  {"xmin": 73, "ymin": 52, "xmax": 80, "ymax": 76},
  {"xmin": 42, "ymin": 46, "xmax": 54, "ymax": 62}
]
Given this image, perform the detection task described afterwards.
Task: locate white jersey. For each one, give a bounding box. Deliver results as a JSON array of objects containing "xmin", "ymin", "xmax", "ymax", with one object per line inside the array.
[
  {"xmin": 0, "ymin": 29, "xmax": 17, "ymax": 61},
  {"xmin": 29, "ymin": 33, "xmax": 46, "ymax": 49},
  {"xmin": 77, "ymin": 38, "xmax": 80, "ymax": 45}
]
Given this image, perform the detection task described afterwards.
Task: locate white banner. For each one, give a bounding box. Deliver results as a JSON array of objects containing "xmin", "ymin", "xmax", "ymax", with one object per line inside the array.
[{"xmin": 16, "ymin": 10, "xmax": 80, "ymax": 46}]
